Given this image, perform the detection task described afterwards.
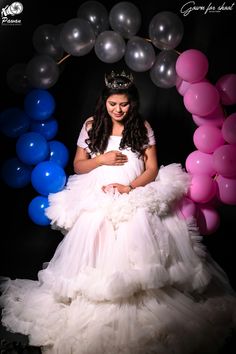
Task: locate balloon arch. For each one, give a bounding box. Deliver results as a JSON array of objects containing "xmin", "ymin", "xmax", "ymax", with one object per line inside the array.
[{"xmin": 0, "ymin": 1, "xmax": 236, "ymax": 234}]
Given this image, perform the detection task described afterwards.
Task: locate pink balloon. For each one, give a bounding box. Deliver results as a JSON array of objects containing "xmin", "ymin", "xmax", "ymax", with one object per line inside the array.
[
  {"xmin": 184, "ymin": 82, "xmax": 220, "ymax": 116},
  {"xmin": 216, "ymin": 175, "xmax": 236, "ymax": 205},
  {"xmin": 185, "ymin": 150, "xmax": 215, "ymax": 176},
  {"xmin": 193, "ymin": 125, "xmax": 225, "ymax": 153},
  {"xmin": 192, "ymin": 104, "xmax": 225, "ymax": 128},
  {"xmin": 177, "ymin": 196, "xmax": 197, "ymax": 220},
  {"xmin": 222, "ymin": 113, "xmax": 236, "ymax": 144},
  {"xmin": 196, "ymin": 204, "xmax": 220, "ymax": 235},
  {"xmin": 176, "ymin": 49, "xmax": 209, "ymax": 83},
  {"xmin": 213, "ymin": 144, "xmax": 236, "ymax": 178},
  {"xmin": 188, "ymin": 174, "xmax": 216, "ymax": 203},
  {"xmin": 176, "ymin": 77, "xmax": 208, "ymax": 96},
  {"xmin": 176, "ymin": 76, "xmax": 191, "ymax": 96},
  {"xmin": 215, "ymin": 73, "xmax": 236, "ymax": 105}
]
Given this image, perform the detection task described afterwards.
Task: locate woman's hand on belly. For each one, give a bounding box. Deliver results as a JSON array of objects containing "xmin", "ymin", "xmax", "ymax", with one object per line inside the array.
[{"xmin": 102, "ymin": 183, "xmax": 131, "ymax": 194}]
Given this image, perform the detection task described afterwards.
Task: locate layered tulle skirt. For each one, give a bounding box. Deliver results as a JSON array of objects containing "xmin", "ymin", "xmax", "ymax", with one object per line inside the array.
[{"xmin": 1, "ymin": 164, "xmax": 236, "ymax": 353}]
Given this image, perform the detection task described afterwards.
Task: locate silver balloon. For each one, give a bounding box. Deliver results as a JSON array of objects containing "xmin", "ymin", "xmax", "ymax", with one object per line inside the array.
[
  {"xmin": 32, "ymin": 24, "xmax": 64, "ymax": 61},
  {"xmin": 95, "ymin": 30, "xmax": 126, "ymax": 63},
  {"xmin": 124, "ymin": 36, "xmax": 155, "ymax": 72},
  {"xmin": 77, "ymin": 1, "xmax": 109, "ymax": 36},
  {"xmin": 109, "ymin": 2, "xmax": 141, "ymax": 39},
  {"xmin": 150, "ymin": 50, "xmax": 178, "ymax": 88},
  {"xmin": 60, "ymin": 18, "xmax": 95, "ymax": 56},
  {"xmin": 26, "ymin": 55, "xmax": 60, "ymax": 89},
  {"xmin": 6, "ymin": 63, "xmax": 32, "ymax": 94},
  {"xmin": 149, "ymin": 11, "xmax": 184, "ymax": 50}
]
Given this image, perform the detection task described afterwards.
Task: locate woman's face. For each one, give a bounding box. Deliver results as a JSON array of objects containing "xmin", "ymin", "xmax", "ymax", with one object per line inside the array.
[{"xmin": 106, "ymin": 94, "xmax": 130, "ymax": 123}]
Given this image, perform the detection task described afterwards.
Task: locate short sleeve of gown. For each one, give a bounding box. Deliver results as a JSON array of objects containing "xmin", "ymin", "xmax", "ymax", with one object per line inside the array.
[
  {"xmin": 145, "ymin": 121, "xmax": 156, "ymax": 146},
  {"xmin": 77, "ymin": 119, "xmax": 92, "ymax": 150}
]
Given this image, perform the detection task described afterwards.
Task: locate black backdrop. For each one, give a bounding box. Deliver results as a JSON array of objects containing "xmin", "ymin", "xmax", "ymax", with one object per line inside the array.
[{"xmin": 0, "ymin": 0, "xmax": 235, "ymax": 288}]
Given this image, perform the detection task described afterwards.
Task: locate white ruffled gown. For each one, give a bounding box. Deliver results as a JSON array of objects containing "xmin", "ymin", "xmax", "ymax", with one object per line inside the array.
[{"xmin": 1, "ymin": 121, "xmax": 236, "ymax": 354}]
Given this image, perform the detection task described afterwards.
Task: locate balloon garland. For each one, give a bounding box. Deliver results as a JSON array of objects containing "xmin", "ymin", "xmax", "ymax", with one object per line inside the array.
[{"xmin": 0, "ymin": 1, "xmax": 236, "ymax": 234}]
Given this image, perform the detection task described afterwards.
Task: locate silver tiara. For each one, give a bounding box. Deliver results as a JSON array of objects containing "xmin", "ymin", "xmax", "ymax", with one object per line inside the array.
[{"xmin": 104, "ymin": 70, "xmax": 134, "ymax": 89}]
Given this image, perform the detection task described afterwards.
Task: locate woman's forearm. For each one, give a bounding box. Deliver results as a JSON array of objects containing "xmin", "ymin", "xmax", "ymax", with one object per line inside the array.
[
  {"xmin": 130, "ymin": 167, "xmax": 158, "ymax": 189},
  {"xmin": 74, "ymin": 155, "xmax": 102, "ymax": 174}
]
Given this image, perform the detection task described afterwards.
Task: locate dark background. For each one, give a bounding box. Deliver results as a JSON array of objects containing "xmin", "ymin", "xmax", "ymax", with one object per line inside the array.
[{"xmin": 0, "ymin": 0, "xmax": 235, "ymax": 291}]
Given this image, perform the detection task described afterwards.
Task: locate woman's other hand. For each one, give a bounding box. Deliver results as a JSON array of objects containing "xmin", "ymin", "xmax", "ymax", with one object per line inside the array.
[
  {"xmin": 99, "ymin": 151, "xmax": 128, "ymax": 166},
  {"xmin": 102, "ymin": 183, "xmax": 131, "ymax": 194}
]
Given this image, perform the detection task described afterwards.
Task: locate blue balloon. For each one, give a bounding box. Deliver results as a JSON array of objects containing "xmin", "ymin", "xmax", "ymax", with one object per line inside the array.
[
  {"xmin": 28, "ymin": 195, "xmax": 50, "ymax": 226},
  {"xmin": 48, "ymin": 140, "xmax": 69, "ymax": 168},
  {"xmin": 0, "ymin": 107, "xmax": 30, "ymax": 138},
  {"xmin": 30, "ymin": 117, "xmax": 58, "ymax": 140},
  {"xmin": 31, "ymin": 160, "xmax": 66, "ymax": 195},
  {"xmin": 1, "ymin": 157, "xmax": 32, "ymax": 188},
  {"xmin": 16, "ymin": 132, "xmax": 49, "ymax": 165},
  {"xmin": 24, "ymin": 89, "xmax": 55, "ymax": 120}
]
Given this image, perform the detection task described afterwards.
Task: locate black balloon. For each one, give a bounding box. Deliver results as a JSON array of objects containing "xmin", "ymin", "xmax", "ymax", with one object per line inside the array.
[
  {"xmin": 149, "ymin": 11, "xmax": 184, "ymax": 50},
  {"xmin": 77, "ymin": 1, "xmax": 109, "ymax": 36},
  {"xmin": 26, "ymin": 55, "xmax": 60, "ymax": 89},
  {"xmin": 6, "ymin": 63, "xmax": 32, "ymax": 94},
  {"xmin": 150, "ymin": 50, "xmax": 179, "ymax": 88},
  {"xmin": 109, "ymin": 2, "xmax": 141, "ymax": 39},
  {"xmin": 95, "ymin": 30, "xmax": 126, "ymax": 63},
  {"xmin": 60, "ymin": 18, "xmax": 95, "ymax": 56},
  {"xmin": 32, "ymin": 24, "xmax": 64, "ymax": 61},
  {"xmin": 124, "ymin": 36, "xmax": 155, "ymax": 72}
]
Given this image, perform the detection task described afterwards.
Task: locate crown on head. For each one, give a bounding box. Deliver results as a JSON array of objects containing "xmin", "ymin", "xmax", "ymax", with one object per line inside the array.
[{"xmin": 104, "ymin": 70, "xmax": 134, "ymax": 89}]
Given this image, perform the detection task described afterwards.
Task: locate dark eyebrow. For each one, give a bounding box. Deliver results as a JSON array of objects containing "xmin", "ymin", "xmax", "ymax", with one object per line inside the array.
[{"xmin": 108, "ymin": 100, "xmax": 129, "ymax": 104}]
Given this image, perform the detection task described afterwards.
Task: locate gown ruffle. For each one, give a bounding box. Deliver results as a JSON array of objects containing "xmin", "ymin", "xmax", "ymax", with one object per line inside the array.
[{"xmin": 1, "ymin": 135, "xmax": 236, "ymax": 354}]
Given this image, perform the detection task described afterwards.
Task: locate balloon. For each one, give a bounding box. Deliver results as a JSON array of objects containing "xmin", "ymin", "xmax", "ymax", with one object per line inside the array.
[
  {"xmin": 176, "ymin": 77, "xmax": 208, "ymax": 96},
  {"xmin": 31, "ymin": 161, "xmax": 66, "ymax": 196},
  {"xmin": 188, "ymin": 174, "xmax": 216, "ymax": 203},
  {"xmin": 150, "ymin": 50, "xmax": 178, "ymax": 88},
  {"xmin": 24, "ymin": 89, "xmax": 56, "ymax": 120},
  {"xmin": 26, "ymin": 55, "xmax": 59, "ymax": 89},
  {"xmin": 109, "ymin": 1, "xmax": 141, "ymax": 39},
  {"xmin": 60, "ymin": 18, "xmax": 95, "ymax": 56},
  {"xmin": 196, "ymin": 204, "xmax": 220, "ymax": 235},
  {"xmin": 124, "ymin": 36, "xmax": 155, "ymax": 72},
  {"xmin": 28, "ymin": 195, "xmax": 50, "ymax": 226},
  {"xmin": 184, "ymin": 82, "xmax": 220, "ymax": 116},
  {"xmin": 185, "ymin": 150, "xmax": 215, "ymax": 176},
  {"xmin": 222, "ymin": 112, "xmax": 236, "ymax": 144},
  {"xmin": 48, "ymin": 140, "xmax": 69, "ymax": 168},
  {"xmin": 0, "ymin": 107, "xmax": 30, "ymax": 138},
  {"xmin": 32, "ymin": 24, "xmax": 64, "ymax": 61},
  {"xmin": 212, "ymin": 144, "xmax": 236, "ymax": 178},
  {"xmin": 30, "ymin": 117, "xmax": 58, "ymax": 140},
  {"xmin": 16, "ymin": 132, "xmax": 49, "ymax": 165},
  {"xmin": 192, "ymin": 104, "xmax": 225, "ymax": 128},
  {"xmin": 193, "ymin": 125, "xmax": 225, "ymax": 153},
  {"xmin": 216, "ymin": 175, "xmax": 236, "ymax": 205},
  {"xmin": 175, "ymin": 49, "xmax": 209, "ymax": 83},
  {"xmin": 94, "ymin": 30, "xmax": 126, "ymax": 63},
  {"xmin": 6, "ymin": 63, "xmax": 32, "ymax": 94},
  {"xmin": 1, "ymin": 157, "xmax": 32, "ymax": 188},
  {"xmin": 215, "ymin": 73, "xmax": 236, "ymax": 105},
  {"xmin": 77, "ymin": 1, "xmax": 109, "ymax": 36},
  {"xmin": 149, "ymin": 11, "xmax": 184, "ymax": 50},
  {"xmin": 177, "ymin": 196, "xmax": 197, "ymax": 220},
  {"xmin": 176, "ymin": 77, "xmax": 191, "ymax": 96}
]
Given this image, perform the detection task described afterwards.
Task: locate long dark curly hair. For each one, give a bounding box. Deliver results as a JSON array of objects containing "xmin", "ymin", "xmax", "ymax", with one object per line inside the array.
[{"xmin": 85, "ymin": 75, "xmax": 149, "ymax": 155}]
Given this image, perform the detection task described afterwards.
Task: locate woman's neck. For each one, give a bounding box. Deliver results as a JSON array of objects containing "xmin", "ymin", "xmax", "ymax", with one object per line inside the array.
[{"xmin": 111, "ymin": 123, "xmax": 124, "ymax": 136}]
